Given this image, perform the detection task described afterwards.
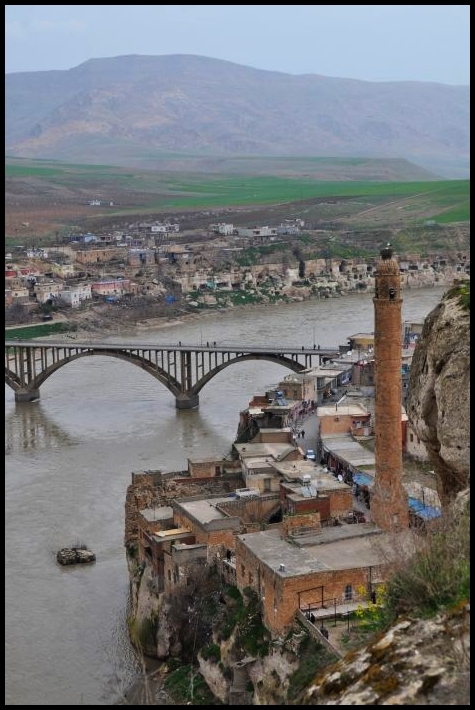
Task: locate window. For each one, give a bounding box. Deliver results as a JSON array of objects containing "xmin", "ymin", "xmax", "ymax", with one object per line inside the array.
[{"xmin": 344, "ymin": 584, "xmax": 353, "ymax": 601}]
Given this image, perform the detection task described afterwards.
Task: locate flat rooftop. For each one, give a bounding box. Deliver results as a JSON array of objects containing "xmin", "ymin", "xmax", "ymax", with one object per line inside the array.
[
  {"xmin": 140, "ymin": 506, "xmax": 174, "ymax": 522},
  {"xmin": 175, "ymin": 496, "xmax": 242, "ymax": 526},
  {"xmin": 283, "ymin": 473, "xmax": 351, "ymax": 494},
  {"xmin": 321, "ymin": 434, "xmax": 375, "ymax": 469},
  {"xmin": 238, "ymin": 527, "xmax": 414, "ymax": 578},
  {"xmin": 317, "ymin": 402, "xmax": 370, "ymax": 418},
  {"xmin": 273, "ymin": 460, "xmax": 323, "ymax": 478},
  {"xmin": 245, "ymin": 459, "xmax": 278, "ymax": 473},
  {"xmin": 234, "ymin": 442, "xmax": 297, "ymax": 460}
]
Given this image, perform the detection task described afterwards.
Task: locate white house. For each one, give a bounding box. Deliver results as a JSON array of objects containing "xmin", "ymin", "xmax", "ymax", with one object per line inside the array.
[{"xmin": 58, "ymin": 283, "xmax": 92, "ymax": 308}]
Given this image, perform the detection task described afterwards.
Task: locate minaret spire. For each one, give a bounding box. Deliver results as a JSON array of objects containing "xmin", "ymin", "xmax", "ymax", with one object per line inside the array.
[{"xmin": 371, "ymin": 245, "xmax": 409, "ymax": 531}]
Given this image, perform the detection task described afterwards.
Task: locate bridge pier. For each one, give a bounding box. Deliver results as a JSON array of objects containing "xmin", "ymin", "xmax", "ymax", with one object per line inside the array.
[
  {"xmin": 15, "ymin": 388, "xmax": 40, "ymax": 402},
  {"xmin": 175, "ymin": 393, "xmax": 200, "ymax": 410}
]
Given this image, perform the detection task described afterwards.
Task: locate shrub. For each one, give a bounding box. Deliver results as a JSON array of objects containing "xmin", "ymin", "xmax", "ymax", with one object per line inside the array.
[
  {"xmin": 383, "ymin": 500, "xmax": 470, "ymax": 621},
  {"xmin": 233, "ymin": 588, "xmax": 271, "ymax": 657},
  {"xmin": 286, "ymin": 635, "xmax": 339, "ymax": 701},
  {"xmin": 445, "ymin": 279, "xmax": 470, "ymax": 311},
  {"xmin": 201, "ymin": 642, "xmax": 221, "ymax": 663},
  {"xmin": 164, "ymin": 664, "xmax": 222, "ymax": 705}
]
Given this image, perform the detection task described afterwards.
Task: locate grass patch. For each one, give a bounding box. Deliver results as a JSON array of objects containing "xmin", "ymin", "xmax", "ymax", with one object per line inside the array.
[
  {"xmin": 5, "ymin": 322, "xmax": 77, "ymax": 340},
  {"xmin": 383, "ymin": 497, "xmax": 470, "ymax": 622},
  {"xmin": 430, "ymin": 200, "xmax": 470, "ymax": 223},
  {"xmin": 444, "ymin": 279, "xmax": 470, "ymax": 311},
  {"xmin": 200, "ymin": 642, "xmax": 221, "ymax": 663},
  {"xmin": 164, "ymin": 664, "xmax": 221, "ymax": 705},
  {"xmin": 286, "ymin": 631, "xmax": 339, "ymax": 701}
]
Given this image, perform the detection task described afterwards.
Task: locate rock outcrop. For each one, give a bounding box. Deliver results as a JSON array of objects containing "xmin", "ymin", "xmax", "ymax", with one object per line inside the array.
[
  {"xmin": 56, "ymin": 547, "xmax": 96, "ymax": 565},
  {"xmin": 405, "ymin": 281, "xmax": 470, "ymax": 507},
  {"xmin": 297, "ymin": 603, "xmax": 470, "ymax": 705}
]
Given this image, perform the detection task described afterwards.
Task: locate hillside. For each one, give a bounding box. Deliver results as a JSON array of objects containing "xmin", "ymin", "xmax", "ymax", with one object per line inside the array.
[
  {"xmin": 4, "ymin": 154, "xmax": 470, "ymax": 248},
  {"xmin": 5, "ymin": 54, "xmax": 470, "ymax": 178}
]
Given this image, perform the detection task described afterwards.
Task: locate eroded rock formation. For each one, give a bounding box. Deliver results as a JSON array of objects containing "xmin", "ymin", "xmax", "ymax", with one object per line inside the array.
[
  {"xmin": 405, "ymin": 282, "xmax": 470, "ymax": 507},
  {"xmin": 297, "ymin": 602, "xmax": 470, "ymax": 705}
]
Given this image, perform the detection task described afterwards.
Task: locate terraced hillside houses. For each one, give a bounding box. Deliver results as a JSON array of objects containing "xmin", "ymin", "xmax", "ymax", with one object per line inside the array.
[{"xmin": 4, "ymin": 220, "xmax": 470, "ymax": 322}]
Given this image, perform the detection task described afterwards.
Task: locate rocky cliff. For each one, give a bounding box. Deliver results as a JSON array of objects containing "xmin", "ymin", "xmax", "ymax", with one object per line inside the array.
[{"xmin": 405, "ymin": 280, "xmax": 470, "ymax": 508}]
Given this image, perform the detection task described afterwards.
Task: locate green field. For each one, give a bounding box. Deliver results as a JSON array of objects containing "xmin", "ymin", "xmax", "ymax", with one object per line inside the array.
[
  {"xmin": 5, "ymin": 322, "xmax": 75, "ymax": 340},
  {"xmin": 5, "ymin": 156, "xmax": 470, "ymax": 244}
]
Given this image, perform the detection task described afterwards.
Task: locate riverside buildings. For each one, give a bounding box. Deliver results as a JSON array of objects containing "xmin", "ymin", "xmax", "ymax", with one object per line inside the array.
[{"xmin": 125, "ymin": 248, "xmax": 436, "ymax": 637}]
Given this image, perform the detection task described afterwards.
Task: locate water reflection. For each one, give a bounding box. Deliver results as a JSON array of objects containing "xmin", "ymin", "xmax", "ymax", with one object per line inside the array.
[{"xmin": 5, "ymin": 401, "xmax": 77, "ymax": 454}]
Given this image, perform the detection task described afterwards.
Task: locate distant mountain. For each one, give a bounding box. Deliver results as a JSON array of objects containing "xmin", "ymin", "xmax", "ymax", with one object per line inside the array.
[{"xmin": 5, "ymin": 54, "xmax": 470, "ymax": 178}]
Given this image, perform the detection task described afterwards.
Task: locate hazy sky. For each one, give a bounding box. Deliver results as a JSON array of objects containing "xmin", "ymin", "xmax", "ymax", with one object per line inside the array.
[{"xmin": 5, "ymin": 4, "xmax": 470, "ymax": 85}]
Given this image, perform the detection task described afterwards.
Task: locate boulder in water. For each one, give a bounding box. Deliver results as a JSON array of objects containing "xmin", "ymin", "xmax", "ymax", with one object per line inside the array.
[{"xmin": 56, "ymin": 547, "xmax": 96, "ymax": 565}]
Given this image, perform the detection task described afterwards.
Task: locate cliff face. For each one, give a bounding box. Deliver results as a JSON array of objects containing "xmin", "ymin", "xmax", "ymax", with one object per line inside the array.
[{"xmin": 405, "ymin": 282, "xmax": 470, "ymax": 507}]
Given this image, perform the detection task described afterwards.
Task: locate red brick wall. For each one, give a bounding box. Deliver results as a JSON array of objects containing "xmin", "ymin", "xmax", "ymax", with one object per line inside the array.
[
  {"xmin": 235, "ymin": 537, "xmax": 384, "ymax": 634},
  {"xmin": 282, "ymin": 512, "xmax": 321, "ymax": 536}
]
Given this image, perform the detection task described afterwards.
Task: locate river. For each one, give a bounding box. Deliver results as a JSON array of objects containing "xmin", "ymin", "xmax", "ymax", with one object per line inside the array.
[{"xmin": 5, "ymin": 287, "xmax": 446, "ymax": 705}]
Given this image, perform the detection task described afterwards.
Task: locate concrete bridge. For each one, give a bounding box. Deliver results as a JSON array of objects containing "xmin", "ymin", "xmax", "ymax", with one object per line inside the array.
[{"xmin": 5, "ymin": 340, "xmax": 343, "ymax": 408}]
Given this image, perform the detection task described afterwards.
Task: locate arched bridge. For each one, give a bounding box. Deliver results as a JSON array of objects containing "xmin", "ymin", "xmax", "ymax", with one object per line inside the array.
[{"xmin": 5, "ymin": 340, "xmax": 343, "ymax": 408}]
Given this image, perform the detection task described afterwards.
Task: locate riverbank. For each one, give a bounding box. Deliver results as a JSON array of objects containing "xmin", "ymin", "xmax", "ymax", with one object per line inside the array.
[
  {"xmin": 6, "ymin": 274, "xmax": 458, "ymax": 343},
  {"xmin": 25, "ymin": 280, "xmax": 453, "ymax": 342},
  {"xmin": 118, "ymin": 665, "xmax": 176, "ymax": 706}
]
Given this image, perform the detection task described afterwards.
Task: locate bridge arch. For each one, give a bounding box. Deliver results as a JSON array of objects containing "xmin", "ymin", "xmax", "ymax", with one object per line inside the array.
[
  {"xmin": 5, "ymin": 341, "xmax": 339, "ymax": 407},
  {"xmin": 186, "ymin": 353, "xmax": 306, "ymax": 398}
]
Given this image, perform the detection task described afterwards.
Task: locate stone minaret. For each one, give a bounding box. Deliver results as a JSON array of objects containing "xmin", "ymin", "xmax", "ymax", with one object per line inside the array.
[{"xmin": 371, "ymin": 245, "xmax": 409, "ymax": 531}]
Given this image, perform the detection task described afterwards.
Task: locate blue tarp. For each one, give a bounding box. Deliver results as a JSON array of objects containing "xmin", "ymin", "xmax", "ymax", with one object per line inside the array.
[
  {"xmin": 353, "ymin": 472, "xmax": 373, "ymax": 486},
  {"xmin": 408, "ymin": 497, "xmax": 441, "ymax": 520}
]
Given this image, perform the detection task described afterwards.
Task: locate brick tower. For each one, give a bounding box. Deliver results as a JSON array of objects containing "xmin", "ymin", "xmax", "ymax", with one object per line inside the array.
[{"xmin": 371, "ymin": 245, "xmax": 409, "ymax": 531}]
